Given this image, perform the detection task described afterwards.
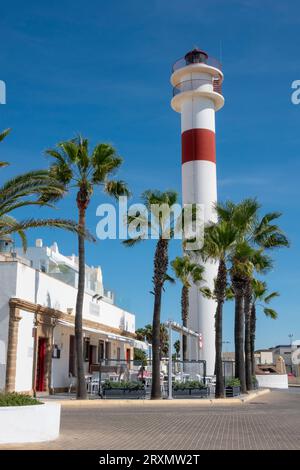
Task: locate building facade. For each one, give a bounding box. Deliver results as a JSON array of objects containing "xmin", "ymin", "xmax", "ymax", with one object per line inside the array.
[{"xmin": 0, "ymin": 239, "xmax": 144, "ymax": 394}]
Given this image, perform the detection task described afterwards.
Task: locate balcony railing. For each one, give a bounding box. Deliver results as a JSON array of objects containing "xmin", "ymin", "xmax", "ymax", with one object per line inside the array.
[
  {"xmin": 173, "ymin": 78, "xmax": 222, "ymax": 97},
  {"xmin": 172, "ymin": 55, "xmax": 222, "ymax": 73}
]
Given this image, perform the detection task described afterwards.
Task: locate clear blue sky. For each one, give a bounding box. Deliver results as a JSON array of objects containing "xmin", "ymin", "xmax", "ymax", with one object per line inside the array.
[{"xmin": 1, "ymin": 0, "xmax": 299, "ymax": 349}]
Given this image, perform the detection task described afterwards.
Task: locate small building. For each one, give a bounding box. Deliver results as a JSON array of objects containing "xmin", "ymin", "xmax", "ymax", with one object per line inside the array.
[
  {"xmin": 0, "ymin": 239, "xmax": 145, "ymax": 394},
  {"xmin": 254, "ymin": 349, "xmax": 274, "ymax": 365}
]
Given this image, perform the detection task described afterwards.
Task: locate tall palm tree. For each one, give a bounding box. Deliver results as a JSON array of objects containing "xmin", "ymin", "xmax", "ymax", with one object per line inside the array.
[
  {"xmin": 250, "ymin": 279, "xmax": 279, "ymax": 375},
  {"xmin": 0, "ymin": 129, "xmax": 85, "ymax": 250},
  {"xmin": 46, "ymin": 136, "xmax": 129, "ymax": 399},
  {"xmin": 201, "ymin": 221, "xmax": 238, "ymax": 398},
  {"xmin": 171, "ymin": 255, "xmax": 205, "ymax": 361},
  {"xmin": 243, "ymin": 249, "xmax": 273, "ymax": 391},
  {"xmin": 216, "ymin": 199, "xmax": 288, "ymax": 392},
  {"xmin": 124, "ymin": 190, "xmax": 178, "ymax": 399}
]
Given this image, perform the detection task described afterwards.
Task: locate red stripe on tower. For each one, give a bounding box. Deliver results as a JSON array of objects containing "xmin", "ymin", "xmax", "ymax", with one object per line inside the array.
[{"xmin": 181, "ymin": 129, "xmax": 216, "ymax": 165}]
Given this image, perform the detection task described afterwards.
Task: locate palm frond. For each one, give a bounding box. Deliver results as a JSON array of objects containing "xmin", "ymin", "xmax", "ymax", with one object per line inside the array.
[
  {"xmin": 0, "ymin": 218, "xmax": 95, "ymax": 241},
  {"xmin": 104, "ymin": 180, "xmax": 130, "ymax": 199},
  {"xmin": 263, "ymin": 307, "xmax": 278, "ymax": 320},
  {"xmin": 0, "ymin": 128, "xmax": 11, "ymax": 142},
  {"xmin": 264, "ymin": 291, "xmax": 280, "ymax": 304},
  {"xmin": 122, "ymin": 236, "xmax": 144, "ymax": 247}
]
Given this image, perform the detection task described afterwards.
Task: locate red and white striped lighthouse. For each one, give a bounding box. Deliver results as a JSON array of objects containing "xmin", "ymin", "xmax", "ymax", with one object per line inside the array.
[{"xmin": 170, "ymin": 48, "xmax": 224, "ymax": 375}]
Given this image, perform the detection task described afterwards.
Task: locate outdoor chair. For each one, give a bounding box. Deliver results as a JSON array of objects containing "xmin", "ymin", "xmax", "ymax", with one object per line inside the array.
[{"xmin": 68, "ymin": 373, "xmax": 77, "ymax": 394}]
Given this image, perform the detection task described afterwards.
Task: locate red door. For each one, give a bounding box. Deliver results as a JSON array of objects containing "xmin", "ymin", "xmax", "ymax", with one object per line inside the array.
[
  {"xmin": 36, "ymin": 337, "xmax": 46, "ymax": 392},
  {"xmin": 126, "ymin": 348, "xmax": 131, "ymax": 364}
]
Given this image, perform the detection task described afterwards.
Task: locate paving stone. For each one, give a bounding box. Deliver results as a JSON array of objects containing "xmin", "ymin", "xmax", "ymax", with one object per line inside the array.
[{"xmin": 1, "ymin": 389, "xmax": 299, "ymax": 450}]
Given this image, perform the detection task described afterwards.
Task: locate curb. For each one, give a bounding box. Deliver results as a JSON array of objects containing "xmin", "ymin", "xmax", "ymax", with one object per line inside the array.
[{"xmin": 47, "ymin": 388, "xmax": 271, "ymax": 408}]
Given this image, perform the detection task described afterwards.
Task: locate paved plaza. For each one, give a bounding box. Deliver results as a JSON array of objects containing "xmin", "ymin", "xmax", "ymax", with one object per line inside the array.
[{"xmin": 1, "ymin": 389, "xmax": 299, "ymax": 450}]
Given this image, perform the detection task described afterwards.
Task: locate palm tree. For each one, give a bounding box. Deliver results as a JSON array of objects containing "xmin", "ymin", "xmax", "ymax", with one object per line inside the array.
[
  {"xmin": 201, "ymin": 221, "xmax": 238, "ymax": 398},
  {"xmin": 216, "ymin": 199, "xmax": 288, "ymax": 392},
  {"xmin": 46, "ymin": 135, "xmax": 129, "ymax": 399},
  {"xmin": 174, "ymin": 340, "xmax": 180, "ymax": 360},
  {"xmin": 250, "ymin": 279, "xmax": 279, "ymax": 375},
  {"xmin": 136, "ymin": 323, "xmax": 169, "ymax": 358},
  {"xmin": 171, "ymin": 256, "xmax": 205, "ymax": 361},
  {"xmin": 0, "ymin": 129, "xmax": 86, "ymax": 250},
  {"xmin": 124, "ymin": 190, "xmax": 178, "ymax": 399},
  {"xmin": 242, "ymin": 248, "xmax": 273, "ymax": 391}
]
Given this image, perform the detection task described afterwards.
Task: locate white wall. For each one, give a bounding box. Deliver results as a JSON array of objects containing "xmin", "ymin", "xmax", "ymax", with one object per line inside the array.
[
  {"xmin": 0, "ymin": 258, "xmax": 136, "ymax": 391},
  {"xmin": 15, "ymin": 310, "xmax": 34, "ymax": 392},
  {"xmin": 52, "ymin": 325, "xmax": 71, "ymax": 388},
  {"xmin": 14, "ymin": 263, "xmax": 135, "ymax": 333},
  {"xmin": 256, "ymin": 374, "xmax": 288, "ymax": 389},
  {"xmin": 0, "ymin": 262, "xmax": 18, "ymax": 390}
]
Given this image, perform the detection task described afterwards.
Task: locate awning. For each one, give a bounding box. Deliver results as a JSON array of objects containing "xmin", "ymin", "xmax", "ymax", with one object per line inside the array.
[
  {"xmin": 133, "ymin": 339, "xmax": 149, "ymax": 351},
  {"xmin": 56, "ymin": 319, "xmax": 134, "ymax": 344}
]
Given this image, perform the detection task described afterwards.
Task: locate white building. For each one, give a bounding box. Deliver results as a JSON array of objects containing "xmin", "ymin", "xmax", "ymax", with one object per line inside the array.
[
  {"xmin": 254, "ymin": 349, "xmax": 274, "ymax": 365},
  {"xmin": 0, "ymin": 239, "xmax": 145, "ymax": 394}
]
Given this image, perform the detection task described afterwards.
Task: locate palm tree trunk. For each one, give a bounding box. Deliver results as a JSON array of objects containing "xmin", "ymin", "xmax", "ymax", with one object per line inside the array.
[
  {"xmin": 244, "ymin": 281, "xmax": 253, "ymax": 391},
  {"xmin": 215, "ymin": 259, "xmax": 226, "ymax": 398},
  {"xmin": 250, "ymin": 304, "xmax": 256, "ymax": 376},
  {"xmin": 75, "ymin": 206, "xmax": 87, "ymax": 399},
  {"xmin": 181, "ymin": 285, "xmax": 188, "ymax": 362},
  {"xmin": 215, "ymin": 301, "xmax": 224, "ymax": 398},
  {"xmin": 151, "ymin": 238, "xmax": 168, "ymax": 400},
  {"xmin": 232, "ymin": 277, "xmax": 247, "ymax": 394},
  {"xmin": 234, "ymin": 304, "xmax": 239, "ymax": 378}
]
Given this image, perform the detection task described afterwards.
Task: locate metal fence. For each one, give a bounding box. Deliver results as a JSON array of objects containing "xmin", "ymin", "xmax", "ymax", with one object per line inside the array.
[
  {"xmin": 84, "ymin": 359, "xmax": 234, "ymax": 398},
  {"xmin": 173, "ymin": 78, "xmax": 222, "ymax": 97}
]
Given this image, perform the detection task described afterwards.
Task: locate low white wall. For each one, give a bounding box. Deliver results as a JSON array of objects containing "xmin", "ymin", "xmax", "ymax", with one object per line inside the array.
[
  {"xmin": 256, "ymin": 374, "xmax": 288, "ymax": 389},
  {"xmin": 0, "ymin": 402, "xmax": 61, "ymax": 443}
]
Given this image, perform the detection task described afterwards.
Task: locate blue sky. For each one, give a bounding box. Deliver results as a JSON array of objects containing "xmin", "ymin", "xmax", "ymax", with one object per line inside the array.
[{"xmin": 1, "ymin": 0, "xmax": 300, "ymax": 349}]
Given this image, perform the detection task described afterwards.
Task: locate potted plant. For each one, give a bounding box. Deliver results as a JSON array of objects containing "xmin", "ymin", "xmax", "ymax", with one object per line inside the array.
[
  {"xmin": 225, "ymin": 378, "xmax": 241, "ymax": 397},
  {"xmin": 172, "ymin": 380, "xmax": 209, "ymax": 398},
  {"xmin": 0, "ymin": 392, "xmax": 61, "ymax": 443},
  {"xmin": 252, "ymin": 376, "xmax": 259, "ymax": 390},
  {"xmin": 102, "ymin": 381, "xmax": 146, "ymax": 399}
]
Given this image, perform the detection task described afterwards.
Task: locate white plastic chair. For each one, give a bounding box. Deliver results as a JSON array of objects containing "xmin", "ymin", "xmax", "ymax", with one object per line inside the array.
[{"xmin": 68, "ymin": 373, "xmax": 77, "ymax": 394}]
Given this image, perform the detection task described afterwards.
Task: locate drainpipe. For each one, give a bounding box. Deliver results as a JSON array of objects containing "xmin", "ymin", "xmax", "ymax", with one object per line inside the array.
[
  {"xmin": 167, "ymin": 322, "xmax": 173, "ymax": 400},
  {"xmin": 32, "ymin": 311, "xmax": 38, "ymax": 398}
]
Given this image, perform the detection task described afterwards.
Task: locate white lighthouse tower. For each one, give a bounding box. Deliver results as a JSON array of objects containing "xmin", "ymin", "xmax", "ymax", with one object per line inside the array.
[{"xmin": 170, "ymin": 48, "xmax": 224, "ymax": 375}]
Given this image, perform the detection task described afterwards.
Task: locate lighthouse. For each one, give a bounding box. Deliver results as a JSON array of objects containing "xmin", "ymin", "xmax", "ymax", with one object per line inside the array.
[{"xmin": 170, "ymin": 48, "xmax": 224, "ymax": 375}]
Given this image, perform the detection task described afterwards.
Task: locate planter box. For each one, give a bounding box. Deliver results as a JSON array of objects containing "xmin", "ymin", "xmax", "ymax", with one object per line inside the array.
[
  {"xmin": 172, "ymin": 387, "xmax": 209, "ymax": 398},
  {"xmin": 103, "ymin": 388, "xmax": 146, "ymax": 399},
  {"xmin": 225, "ymin": 386, "xmax": 240, "ymax": 397},
  {"xmin": 0, "ymin": 402, "xmax": 61, "ymax": 443}
]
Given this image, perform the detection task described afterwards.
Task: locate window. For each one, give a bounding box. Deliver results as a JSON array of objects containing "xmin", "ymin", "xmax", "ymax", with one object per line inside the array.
[
  {"xmin": 105, "ymin": 342, "xmax": 111, "ymax": 360},
  {"xmin": 98, "ymin": 340, "xmax": 104, "ymax": 363},
  {"xmin": 83, "ymin": 337, "xmax": 90, "ymax": 362},
  {"xmin": 117, "ymin": 347, "xmax": 121, "ymax": 361}
]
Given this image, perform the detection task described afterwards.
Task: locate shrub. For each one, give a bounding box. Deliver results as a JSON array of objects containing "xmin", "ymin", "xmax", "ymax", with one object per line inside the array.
[
  {"xmin": 103, "ymin": 380, "xmax": 144, "ymax": 391},
  {"xmin": 225, "ymin": 378, "xmax": 241, "ymax": 387},
  {"xmin": 173, "ymin": 380, "xmax": 206, "ymax": 391},
  {"xmin": 252, "ymin": 376, "xmax": 259, "ymax": 388},
  {"xmin": 0, "ymin": 392, "xmax": 43, "ymax": 407}
]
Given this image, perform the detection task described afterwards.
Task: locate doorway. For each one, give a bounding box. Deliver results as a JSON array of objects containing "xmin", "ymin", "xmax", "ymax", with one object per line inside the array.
[
  {"xmin": 69, "ymin": 335, "xmax": 76, "ymax": 376},
  {"xmin": 36, "ymin": 337, "xmax": 47, "ymax": 392},
  {"xmin": 126, "ymin": 348, "xmax": 131, "ymax": 364}
]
